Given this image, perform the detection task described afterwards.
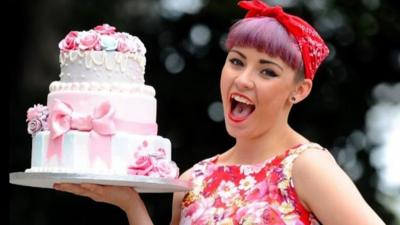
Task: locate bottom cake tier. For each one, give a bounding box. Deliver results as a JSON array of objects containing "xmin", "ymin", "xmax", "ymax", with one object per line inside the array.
[{"xmin": 26, "ymin": 131, "xmax": 179, "ymax": 178}]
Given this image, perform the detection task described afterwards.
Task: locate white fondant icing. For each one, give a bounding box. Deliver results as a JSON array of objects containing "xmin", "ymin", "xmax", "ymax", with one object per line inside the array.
[
  {"xmin": 60, "ymin": 51, "xmax": 146, "ymax": 84},
  {"xmin": 28, "ymin": 131, "xmax": 172, "ymax": 176}
]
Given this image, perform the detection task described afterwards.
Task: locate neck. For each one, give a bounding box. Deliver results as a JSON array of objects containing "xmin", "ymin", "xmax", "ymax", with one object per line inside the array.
[{"xmin": 226, "ymin": 123, "xmax": 308, "ymax": 165}]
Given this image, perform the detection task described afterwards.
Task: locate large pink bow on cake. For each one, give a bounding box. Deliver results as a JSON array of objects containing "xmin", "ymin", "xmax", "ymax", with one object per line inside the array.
[
  {"xmin": 47, "ymin": 99, "xmax": 117, "ymax": 167},
  {"xmin": 49, "ymin": 99, "xmax": 116, "ymax": 138}
]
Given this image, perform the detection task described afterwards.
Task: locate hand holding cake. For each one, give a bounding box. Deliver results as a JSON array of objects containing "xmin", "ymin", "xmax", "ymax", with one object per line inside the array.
[{"xmin": 53, "ymin": 183, "xmax": 153, "ymax": 225}]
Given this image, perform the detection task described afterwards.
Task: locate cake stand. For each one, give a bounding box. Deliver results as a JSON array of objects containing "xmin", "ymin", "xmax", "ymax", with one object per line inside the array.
[{"xmin": 9, "ymin": 172, "xmax": 191, "ymax": 193}]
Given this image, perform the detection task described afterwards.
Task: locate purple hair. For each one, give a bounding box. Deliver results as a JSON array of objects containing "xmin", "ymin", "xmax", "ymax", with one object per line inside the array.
[{"xmin": 225, "ymin": 17, "xmax": 303, "ymax": 73}]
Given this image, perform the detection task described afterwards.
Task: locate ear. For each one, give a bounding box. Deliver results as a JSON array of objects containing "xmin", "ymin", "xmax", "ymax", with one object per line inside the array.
[{"xmin": 290, "ymin": 79, "xmax": 313, "ymax": 104}]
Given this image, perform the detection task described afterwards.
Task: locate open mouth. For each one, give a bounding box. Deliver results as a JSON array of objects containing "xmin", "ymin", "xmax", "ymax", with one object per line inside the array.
[{"xmin": 229, "ymin": 93, "xmax": 255, "ymax": 122}]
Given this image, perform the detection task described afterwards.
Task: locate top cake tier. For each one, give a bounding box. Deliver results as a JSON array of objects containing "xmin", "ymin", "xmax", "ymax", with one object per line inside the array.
[{"xmin": 58, "ymin": 24, "xmax": 146, "ymax": 84}]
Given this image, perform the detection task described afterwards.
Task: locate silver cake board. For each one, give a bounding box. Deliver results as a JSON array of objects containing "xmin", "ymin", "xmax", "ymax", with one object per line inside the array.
[{"xmin": 9, "ymin": 172, "xmax": 191, "ymax": 193}]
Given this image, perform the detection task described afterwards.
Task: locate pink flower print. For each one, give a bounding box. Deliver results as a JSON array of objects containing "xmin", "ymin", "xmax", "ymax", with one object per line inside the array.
[
  {"xmin": 217, "ymin": 180, "xmax": 239, "ymax": 204},
  {"xmin": 219, "ymin": 218, "xmax": 235, "ymax": 225},
  {"xmin": 245, "ymin": 180, "xmax": 268, "ymax": 202},
  {"xmin": 266, "ymin": 181, "xmax": 280, "ymax": 201},
  {"xmin": 181, "ymin": 196, "xmax": 214, "ymax": 225},
  {"xmin": 262, "ymin": 207, "xmax": 286, "ymax": 225},
  {"xmin": 58, "ymin": 31, "xmax": 78, "ymax": 51},
  {"xmin": 240, "ymin": 165, "xmax": 256, "ymax": 176},
  {"xmin": 77, "ymin": 31, "xmax": 100, "ymax": 50},
  {"xmin": 127, "ymin": 155, "xmax": 155, "ymax": 176},
  {"xmin": 235, "ymin": 202, "xmax": 269, "ymax": 224},
  {"xmin": 94, "ymin": 24, "xmax": 116, "ymax": 35},
  {"xmin": 239, "ymin": 176, "xmax": 257, "ymax": 191}
]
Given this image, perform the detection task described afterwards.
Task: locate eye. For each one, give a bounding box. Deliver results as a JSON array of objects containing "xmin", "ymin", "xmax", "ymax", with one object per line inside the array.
[
  {"xmin": 260, "ymin": 68, "xmax": 278, "ymax": 78},
  {"xmin": 229, "ymin": 58, "xmax": 244, "ymax": 66}
]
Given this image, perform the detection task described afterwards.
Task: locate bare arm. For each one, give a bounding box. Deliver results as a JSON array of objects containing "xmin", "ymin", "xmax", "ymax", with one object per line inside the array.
[
  {"xmin": 170, "ymin": 168, "xmax": 193, "ymax": 225},
  {"xmin": 292, "ymin": 148, "xmax": 386, "ymax": 225}
]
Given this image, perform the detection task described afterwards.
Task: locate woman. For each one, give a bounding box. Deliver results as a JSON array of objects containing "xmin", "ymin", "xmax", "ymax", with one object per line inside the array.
[{"xmin": 54, "ymin": 1, "xmax": 386, "ymax": 224}]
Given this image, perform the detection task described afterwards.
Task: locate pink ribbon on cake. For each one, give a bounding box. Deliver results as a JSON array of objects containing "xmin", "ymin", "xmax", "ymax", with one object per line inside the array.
[{"xmin": 47, "ymin": 99, "xmax": 158, "ymax": 167}]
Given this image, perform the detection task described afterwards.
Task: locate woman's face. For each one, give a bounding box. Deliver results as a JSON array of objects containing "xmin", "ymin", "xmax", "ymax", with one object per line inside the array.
[{"xmin": 220, "ymin": 46, "xmax": 299, "ymax": 139}]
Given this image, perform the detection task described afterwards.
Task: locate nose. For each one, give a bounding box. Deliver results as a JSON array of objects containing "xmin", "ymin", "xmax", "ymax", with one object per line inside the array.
[{"xmin": 234, "ymin": 69, "xmax": 254, "ymax": 90}]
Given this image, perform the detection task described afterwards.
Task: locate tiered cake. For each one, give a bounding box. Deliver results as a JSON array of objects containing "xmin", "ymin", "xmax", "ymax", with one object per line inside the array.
[{"xmin": 25, "ymin": 24, "xmax": 179, "ymax": 178}]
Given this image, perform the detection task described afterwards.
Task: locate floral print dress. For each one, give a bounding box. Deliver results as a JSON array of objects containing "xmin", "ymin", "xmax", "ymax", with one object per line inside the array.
[{"xmin": 180, "ymin": 143, "xmax": 324, "ymax": 225}]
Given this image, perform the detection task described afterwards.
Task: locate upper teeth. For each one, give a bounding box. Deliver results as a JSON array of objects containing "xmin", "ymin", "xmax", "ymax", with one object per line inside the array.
[{"xmin": 232, "ymin": 94, "xmax": 253, "ymax": 105}]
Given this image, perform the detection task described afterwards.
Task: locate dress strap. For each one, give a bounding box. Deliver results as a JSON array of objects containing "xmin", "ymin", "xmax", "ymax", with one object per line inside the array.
[
  {"xmin": 280, "ymin": 142, "xmax": 327, "ymax": 192},
  {"xmin": 277, "ymin": 143, "xmax": 326, "ymax": 223},
  {"xmin": 289, "ymin": 142, "xmax": 326, "ymax": 157},
  {"xmin": 282, "ymin": 142, "xmax": 326, "ymax": 178}
]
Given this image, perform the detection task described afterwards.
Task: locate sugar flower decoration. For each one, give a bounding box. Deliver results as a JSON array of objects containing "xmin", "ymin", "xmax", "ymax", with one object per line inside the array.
[{"xmin": 26, "ymin": 104, "xmax": 49, "ymax": 135}]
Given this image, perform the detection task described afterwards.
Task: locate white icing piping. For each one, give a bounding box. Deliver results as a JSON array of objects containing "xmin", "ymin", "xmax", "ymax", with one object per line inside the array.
[
  {"xmin": 115, "ymin": 53, "xmax": 128, "ymax": 72},
  {"xmin": 91, "ymin": 51, "xmax": 105, "ymax": 67},
  {"xmin": 49, "ymin": 81, "xmax": 156, "ymax": 96},
  {"xmin": 60, "ymin": 50, "xmax": 146, "ymax": 74}
]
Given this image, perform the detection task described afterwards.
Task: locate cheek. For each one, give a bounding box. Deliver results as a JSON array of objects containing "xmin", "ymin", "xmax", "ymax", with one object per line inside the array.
[
  {"xmin": 220, "ymin": 66, "xmax": 231, "ymax": 96},
  {"xmin": 257, "ymin": 84, "xmax": 290, "ymax": 109}
]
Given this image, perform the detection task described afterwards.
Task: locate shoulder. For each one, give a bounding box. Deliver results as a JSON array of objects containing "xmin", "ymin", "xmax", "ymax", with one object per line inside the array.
[
  {"xmin": 289, "ymin": 143, "xmax": 340, "ymax": 209},
  {"xmin": 291, "ymin": 143, "xmax": 337, "ymax": 171},
  {"xmin": 291, "ymin": 143, "xmax": 341, "ymax": 194},
  {"xmin": 290, "ymin": 144, "xmax": 385, "ymax": 224},
  {"xmin": 281, "ymin": 143, "xmax": 336, "ymax": 176}
]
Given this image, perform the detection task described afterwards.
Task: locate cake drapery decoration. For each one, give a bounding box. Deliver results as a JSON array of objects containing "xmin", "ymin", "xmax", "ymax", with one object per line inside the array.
[
  {"xmin": 238, "ymin": 0, "xmax": 330, "ymax": 80},
  {"xmin": 49, "ymin": 99, "xmax": 117, "ymax": 139},
  {"xmin": 46, "ymin": 99, "xmax": 158, "ymax": 167},
  {"xmin": 47, "ymin": 100, "xmax": 116, "ymax": 167}
]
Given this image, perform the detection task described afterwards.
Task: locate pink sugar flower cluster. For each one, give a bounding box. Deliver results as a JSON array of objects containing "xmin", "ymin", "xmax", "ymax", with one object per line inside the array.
[
  {"xmin": 26, "ymin": 104, "xmax": 49, "ymax": 135},
  {"xmin": 58, "ymin": 24, "xmax": 146, "ymax": 54},
  {"xmin": 128, "ymin": 148, "xmax": 179, "ymax": 178}
]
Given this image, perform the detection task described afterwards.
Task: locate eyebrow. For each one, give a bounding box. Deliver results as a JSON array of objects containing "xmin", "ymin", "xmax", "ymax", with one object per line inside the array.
[{"xmin": 230, "ymin": 49, "xmax": 284, "ymax": 71}]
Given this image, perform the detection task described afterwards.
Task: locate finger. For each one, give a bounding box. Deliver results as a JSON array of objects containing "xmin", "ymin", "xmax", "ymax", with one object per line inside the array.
[
  {"xmin": 80, "ymin": 183, "xmax": 105, "ymax": 196},
  {"xmin": 54, "ymin": 183, "xmax": 94, "ymax": 198},
  {"xmin": 80, "ymin": 184, "xmax": 110, "ymax": 203}
]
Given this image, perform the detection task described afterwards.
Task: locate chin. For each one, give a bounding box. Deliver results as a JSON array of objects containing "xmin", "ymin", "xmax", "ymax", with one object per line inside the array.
[{"xmin": 224, "ymin": 122, "xmax": 252, "ymax": 140}]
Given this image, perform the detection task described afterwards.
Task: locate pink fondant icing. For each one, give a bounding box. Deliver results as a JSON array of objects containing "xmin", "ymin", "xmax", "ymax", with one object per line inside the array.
[
  {"xmin": 47, "ymin": 134, "xmax": 63, "ymax": 163},
  {"xmin": 89, "ymin": 131, "xmax": 112, "ymax": 168},
  {"xmin": 48, "ymin": 91, "xmax": 157, "ymax": 124},
  {"xmin": 46, "ymin": 99, "xmax": 157, "ymax": 166}
]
